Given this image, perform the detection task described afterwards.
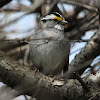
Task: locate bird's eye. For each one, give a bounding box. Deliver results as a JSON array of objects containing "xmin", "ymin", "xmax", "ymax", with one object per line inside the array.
[
  {"xmin": 48, "ymin": 19, "xmax": 52, "ymax": 21},
  {"xmin": 54, "ymin": 19, "xmax": 58, "ymax": 21},
  {"xmin": 42, "ymin": 19, "xmax": 47, "ymax": 23}
]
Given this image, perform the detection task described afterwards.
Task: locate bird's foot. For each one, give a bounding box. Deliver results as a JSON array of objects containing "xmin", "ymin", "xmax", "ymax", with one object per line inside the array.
[
  {"xmin": 48, "ymin": 75, "xmax": 58, "ymax": 82},
  {"xmin": 30, "ymin": 67, "xmax": 40, "ymax": 73}
]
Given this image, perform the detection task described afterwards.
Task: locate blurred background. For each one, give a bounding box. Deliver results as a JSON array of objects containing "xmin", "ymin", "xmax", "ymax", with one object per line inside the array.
[{"xmin": 0, "ymin": 0, "xmax": 100, "ymax": 100}]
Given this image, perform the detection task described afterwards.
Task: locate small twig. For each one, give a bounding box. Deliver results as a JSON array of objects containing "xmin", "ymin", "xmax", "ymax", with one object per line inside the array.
[
  {"xmin": 46, "ymin": 0, "xmax": 60, "ymax": 14},
  {"xmin": 98, "ymin": 8, "xmax": 100, "ymax": 24},
  {"xmin": 88, "ymin": 92, "xmax": 100, "ymax": 100},
  {"xmin": 0, "ymin": 37, "xmax": 89, "ymax": 43},
  {"xmin": 70, "ymin": 47, "xmax": 82, "ymax": 55},
  {"xmin": 74, "ymin": 72, "xmax": 89, "ymax": 92},
  {"xmin": 34, "ymin": 40, "xmax": 50, "ymax": 47},
  {"xmin": 24, "ymin": 95, "xmax": 28, "ymax": 100},
  {"xmin": 41, "ymin": 3, "xmax": 45, "ymax": 16},
  {"xmin": 0, "ymin": 0, "xmax": 46, "ymax": 29},
  {"xmin": 60, "ymin": 2, "xmax": 67, "ymax": 15},
  {"xmin": 18, "ymin": 40, "xmax": 24, "ymax": 65},
  {"xmin": 62, "ymin": 0, "xmax": 98, "ymax": 12}
]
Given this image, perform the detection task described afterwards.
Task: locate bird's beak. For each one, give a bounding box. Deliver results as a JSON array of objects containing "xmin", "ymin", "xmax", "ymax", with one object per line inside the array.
[{"xmin": 61, "ymin": 20, "xmax": 68, "ymax": 24}]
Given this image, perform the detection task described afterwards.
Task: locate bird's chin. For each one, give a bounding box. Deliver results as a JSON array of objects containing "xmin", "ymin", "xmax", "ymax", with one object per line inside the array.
[{"xmin": 54, "ymin": 24, "xmax": 64, "ymax": 30}]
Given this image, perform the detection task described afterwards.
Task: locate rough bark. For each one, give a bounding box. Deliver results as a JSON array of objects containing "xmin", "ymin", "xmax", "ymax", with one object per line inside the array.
[
  {"xmin": 64, "ymin": 26, "xmax": 100, "ymax": 78},
  {"xmin": 0, "ymin": 0, "xmax": 100, "ymax": 100},
  {"xmin": 7, "ymin": 45, "xmax": 28, "ymax": 60},
  {"xmin": 0, "ymin": 50, "xmax": 100, "ymax": 100},
  {"xmin": 0, "ymin": 41, "xmax": 27, "ymax": 52}
]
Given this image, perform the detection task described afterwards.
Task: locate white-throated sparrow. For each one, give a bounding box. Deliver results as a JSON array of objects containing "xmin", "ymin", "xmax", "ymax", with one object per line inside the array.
[{"xmin": 29, "ymin": 12, "xmax": 70, "ymax": 76}]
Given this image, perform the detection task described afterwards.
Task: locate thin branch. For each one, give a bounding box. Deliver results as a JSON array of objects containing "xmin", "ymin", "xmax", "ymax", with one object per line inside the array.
[
  {"xmin": 74, "ymin": 72, "xmax": 89, "ymax": 92},
  {"xmin": 0, "ymin": 0, "xmax": 46, "ymax": 29},
  {"xmin": 0, "ymin": 0, "xmax": 12, "ymax": 7},
  {"xmin": 62, "ymin": 0, "xmax": 98, "ymax": 12},
  {"xmin": 0, "ymin": 50, "xmax": 100, "ymax": 100},
  {"xmin": 0, "ymin": 37, "xmax": 88, "ymax": 43},
  {"xmin": 60, "ymin": 2, "xmax": 67, "ymax": 15},
  {"xmin": 88, "ymin": 92, "xmax": 100, "ymax": 100},
  {"xmin": 64, "ymin": 26, "xmax": 100, "ymax": 78},
  {"xmin": 0, "ymin": 41, "xmax": 27, "ymax": 52}
]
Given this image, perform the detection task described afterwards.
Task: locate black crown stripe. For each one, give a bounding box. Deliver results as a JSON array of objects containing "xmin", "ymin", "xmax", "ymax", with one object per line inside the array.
[{"xmin": 48, "ymin": 12, "xmax": 61, "ymax": 17}]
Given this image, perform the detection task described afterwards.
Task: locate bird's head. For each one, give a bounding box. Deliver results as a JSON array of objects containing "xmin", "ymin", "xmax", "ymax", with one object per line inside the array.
[{"xmin": 40, "ymin": 12, "xmax": 68, "ymax": 30}]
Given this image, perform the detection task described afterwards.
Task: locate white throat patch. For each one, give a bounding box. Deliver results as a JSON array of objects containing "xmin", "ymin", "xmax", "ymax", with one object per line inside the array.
[{"xmin": 54, "ymin": 24, "xmax": 64, "ymax": 30}]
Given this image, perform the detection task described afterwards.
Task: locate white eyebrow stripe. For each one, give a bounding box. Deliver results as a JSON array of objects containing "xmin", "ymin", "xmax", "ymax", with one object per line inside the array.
[{"xmin": 41, "ymin": 14, "xmax": 56, "ymax": 20}]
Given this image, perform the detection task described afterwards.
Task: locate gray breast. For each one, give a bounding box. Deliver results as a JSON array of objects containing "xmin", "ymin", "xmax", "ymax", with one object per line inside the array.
[{"xmin": 29, "ymin": 28, "xmax": 70, "ymax": 75}]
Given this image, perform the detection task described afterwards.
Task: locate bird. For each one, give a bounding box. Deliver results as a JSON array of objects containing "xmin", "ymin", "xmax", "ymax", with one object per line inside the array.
[{"xmin": 29, "ymin": 12, "xmax": 70, "ymax": 76}]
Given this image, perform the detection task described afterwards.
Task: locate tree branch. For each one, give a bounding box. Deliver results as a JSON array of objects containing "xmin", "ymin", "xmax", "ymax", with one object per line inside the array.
[
  {"xmin": 0, "ymin": 41, "xmax": 27, "ymax": 52},
  {"xmin": 64, "ymin": 26, "xmax": 100, "ymax": 78},
  {"xmin": 62, "ymin": 0, "xmax": 98, "ymax": 12},
  {"xmin": 0, "ymin": 50, "xmax": 100, "ymax": 100},
  {"xmin": 0, "ymin": 0, "xmax": 46, "ymax": 29},
  {"xmin": 0, "ymin": 0, "xmax": 12, "ymax": 8}
]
